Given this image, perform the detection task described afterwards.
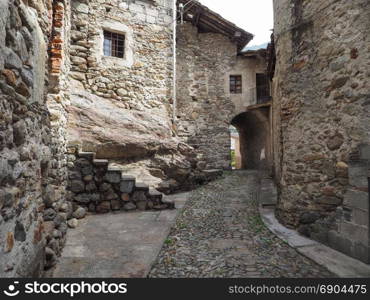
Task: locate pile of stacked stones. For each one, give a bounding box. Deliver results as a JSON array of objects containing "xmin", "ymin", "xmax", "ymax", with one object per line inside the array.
[
  {"xmin": 43, "ymin": 198, "xmax": 87, "ymax": 270},
  {"xmin": 66, "ymin": 146, "xmax": 175, "ymax": 213}
]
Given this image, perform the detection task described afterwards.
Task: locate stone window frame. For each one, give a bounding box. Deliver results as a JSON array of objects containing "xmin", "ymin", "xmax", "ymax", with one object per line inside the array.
[
  {"xmin": 92, "ymin": 20, "xmax": 134, "ymax": 68},
  {"xmin": 103, "ymin": 30, "xmax": 126, "ymax": 58},
  {"xmin": 230, "ymin": 75, "xmax": 243, "ymax": 94}
]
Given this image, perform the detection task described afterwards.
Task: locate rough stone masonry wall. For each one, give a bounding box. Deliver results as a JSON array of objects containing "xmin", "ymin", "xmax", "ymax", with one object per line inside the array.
[
  {"xmin": 0, "ymin": 0, "xmax": 70, "ymax": 277},
  {"xmin": 176, "ymin": 23, "xmax": 238, "ymax": 170},
  {"xmin": 273, "ymin": 0, "xmax": 370, "ymax": 263},
  {"xmin": 69, "ymin": 0, "xmax": 174, "ymax": 112}
]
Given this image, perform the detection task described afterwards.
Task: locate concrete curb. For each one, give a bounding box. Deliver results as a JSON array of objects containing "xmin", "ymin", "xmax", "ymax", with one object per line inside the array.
[{"xmin": 258, "ymin": 180, "xmax": 370, "ymax": 278}]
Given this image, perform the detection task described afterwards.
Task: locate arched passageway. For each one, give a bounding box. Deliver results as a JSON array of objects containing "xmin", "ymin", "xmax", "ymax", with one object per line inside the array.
[{"xmin": 231, "ymin": 107, "xmax": 272, "ymax": 170}]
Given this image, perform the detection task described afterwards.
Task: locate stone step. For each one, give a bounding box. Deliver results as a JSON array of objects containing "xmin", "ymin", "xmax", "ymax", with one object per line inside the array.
[
  {"xmin": 121, "ymin": 175, "xmax": 136, "ymax": 181},
  {"xmin": 148, "ymin": 188, "xmax": 163, "ymax": 202},
  {"xmin": 161, "ymin": 195, "xmax": 175, "ymax": 209},
  {"xmin": 93, "ymin": 159, "xmax": 109, "ymax": 167},
  {"xmin": 78, "ymin": 152, "xmax": 95, "ymax": 160},
  {"xmin": 148, "ymin": 188, "xmax": 162, "ymax": 197},
  {"xmin": 135, "ymin": 182, "xmax": 149, "ymax": 192},
  {"xmin": 120, "ymin": 175, "xmax": 136, "ymax": 193},
  {"xmin": 104, "ymin": 167, "xmax": 122, "ymax": 183}
]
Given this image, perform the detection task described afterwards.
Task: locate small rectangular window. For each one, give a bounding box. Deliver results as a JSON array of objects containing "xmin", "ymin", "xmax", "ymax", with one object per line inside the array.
[
  {"xmin": 103, "ymin": 31, "xmax": 125, "ymax": 58},
  {"xmin": 230, "ymin": 75, "xmax": 242, "ymax": 94}
]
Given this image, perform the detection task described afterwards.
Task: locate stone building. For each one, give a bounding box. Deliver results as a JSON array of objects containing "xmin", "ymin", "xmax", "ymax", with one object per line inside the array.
[
  {"xmin": 272, "ymin": 0, "xmax": 370, "ymax": 263},
  {"xmin": 176, "ymin": 0, "xmax": 271, "ymax": 171}
]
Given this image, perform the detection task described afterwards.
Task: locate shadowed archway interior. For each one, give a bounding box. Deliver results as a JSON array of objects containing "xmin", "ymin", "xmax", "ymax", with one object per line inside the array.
[{"xmin": 231, "ymin": 107, "xmax": 271, "ymax": 170}]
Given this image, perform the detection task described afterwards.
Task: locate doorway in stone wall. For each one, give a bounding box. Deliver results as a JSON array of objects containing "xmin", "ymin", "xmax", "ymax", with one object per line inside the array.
[{"xmin": 231, "ymin": 107, "xmax": 271, "ymax": 170}]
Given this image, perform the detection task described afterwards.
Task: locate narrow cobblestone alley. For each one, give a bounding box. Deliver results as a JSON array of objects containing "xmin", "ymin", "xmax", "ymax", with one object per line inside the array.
[{"xmin": 149, "ymin": 171, "xmax": 333, "ymax": 278}]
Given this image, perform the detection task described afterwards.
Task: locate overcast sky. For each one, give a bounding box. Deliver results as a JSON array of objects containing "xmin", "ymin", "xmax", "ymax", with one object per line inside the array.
[{"xmin": 199, "ymin": 0, "xmax": 274, "ymax": 47}]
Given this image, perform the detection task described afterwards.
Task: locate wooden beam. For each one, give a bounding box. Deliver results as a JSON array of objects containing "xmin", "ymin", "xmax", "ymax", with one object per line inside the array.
[{"xmin": 192, "ymin": 7, "xmax": 203, "ymax": 26}]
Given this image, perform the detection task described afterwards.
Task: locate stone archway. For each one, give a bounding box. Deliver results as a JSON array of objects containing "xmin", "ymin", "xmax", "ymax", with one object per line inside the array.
[{"xmin": 231, "ymin": 107, "xmax": 272, "ymax": 170}]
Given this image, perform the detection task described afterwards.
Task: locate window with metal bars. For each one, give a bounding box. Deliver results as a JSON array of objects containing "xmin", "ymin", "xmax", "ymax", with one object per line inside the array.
[
  {"xmin": 230, "ymin": 75, "xmax": 242, "ymax": 94},
  {"xmin": 103, "ymin": 30, "xmax": 125, "ymax": 58}
]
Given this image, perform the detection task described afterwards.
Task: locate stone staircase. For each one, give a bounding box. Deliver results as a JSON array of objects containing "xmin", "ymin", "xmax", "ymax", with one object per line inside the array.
[{"xmin": 67, "ymin": 149, "xmax": 175, "ymax": 214}]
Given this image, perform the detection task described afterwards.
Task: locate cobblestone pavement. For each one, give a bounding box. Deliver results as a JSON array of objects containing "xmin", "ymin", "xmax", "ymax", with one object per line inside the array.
[{"xmin": 149, "ymin": 171, "xmax": 334, "ymax": 278}]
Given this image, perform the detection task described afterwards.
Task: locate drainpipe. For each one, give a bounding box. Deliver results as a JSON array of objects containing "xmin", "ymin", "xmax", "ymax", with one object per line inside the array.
[{"xmin": 172, "ymin": 0, "xmax": 177, "ymax": 125}]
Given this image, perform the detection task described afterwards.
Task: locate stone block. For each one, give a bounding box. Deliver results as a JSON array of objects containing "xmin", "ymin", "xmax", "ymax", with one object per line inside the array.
[
  {"xmin": 13, "ymin": 120, "xmax": 27, "ymax": 146},
  {"xmin": 4, "ymin": 47, "xmax": 22, "ymax": 70},
  {"xmin": 348, "ymin": 163, "xmax": 368, "ymax": 187},
  {"xmin": 148, "ymin": 188, "xmax": 163, "ymax": 202},
  {"xmin": 73, "ymin": 207, "xmax": 87, "ymax": 219},
  {"xmin": 121, "ymin": 193, "xmax": 130, "ymax": 202},
  {"xmin": 120, "ymin": 176, "xmax": 135, "ymax": 193},
  {"xmin": 93, "ymin": 159, "xmax": 108, "ymax": 167},
  {"xmin": 81, "ymin": 165, "xmax": 93, "ymax": 175},
  {"xmin": 352, "ymin": 208, "xmax": 369, "ymax": 227},
  {"xmin": 111, "ymin": 200, "xmax": 121, "ymax": 211},
  {"xmin": 96, "ymin": 201, "xmax": 111, "ymax": 214},
  {"xmin": 70, "ymin": 180, "xmax": 85, "ymax": 193},
  {"xmin": 328, "ymin": 230, "xmax": 353, "ymax": 257},
  {"xmin": 77, "ymin": 152, "xmax": 95, "ymax": 160},
  {"xmin": 74, "ymin": 193, "xmax": 91, "ymax": 204},
  {"xmin": 103, "ymin": 190, "xmax": 119, "ymax": 201},
  {"xmin": 359, "ymin": 144, "xmax": 370, "ymax": 160},
  {"xmin": 353, "ymin": 242, "xmax": 370, "ymax": 264},
  {"xmin": 88, "ymin": 203, "xmax": 96, "ymax": 212},
  {"xmin": 161, "ymin": 196, "xmax": 175, "ymax": 209},
  {"xmin": 132, "ymin": 191, "xmax": 147, "ymax": 202},
  {"xmin": 343, "ymin": 189, "xmax": 368, "ymax": 210},
  {"xmin": 123, "ymin": 202, "xmax": 136, "ymax": 211},
  {"xmin": 0, "ymin": 186, "xmax": 20, "ymax": 208},
  {"xmin": 135, "ymin": 182, "xmax": 149, "ymax": 191},
  {"xmin": 340, "ymin": 221, "xmax": 368, "ymax": 242},
  {"xmin": 67, "ymin": 218, "xmax": 78, "ymax": 229},
  {"xmin": 99, "ymin": 182, "xmax": 112, "ymax": 192},
  {"xmin": 85, "ymin": 181, "xmax": 97, "ymax": 192},
  {"xmin": 136, "ymin": 201, "xmax": 147, "ymax": 211},
  {"xmin": 104, "ymin": 171, "xmax": 121, "ymax": 183}
]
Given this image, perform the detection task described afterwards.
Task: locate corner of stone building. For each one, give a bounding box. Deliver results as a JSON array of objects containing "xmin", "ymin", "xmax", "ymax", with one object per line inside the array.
[
  {"xmin": 272, "ymin": 0, "xmax": 370, "ymax": 263},
  {"xmin": 0, "ymin": 0, "xmax": 71, "ymax": 277}
]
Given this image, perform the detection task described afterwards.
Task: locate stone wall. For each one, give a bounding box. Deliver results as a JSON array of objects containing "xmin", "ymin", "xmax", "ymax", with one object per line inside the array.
[
  {"xmin": 176, "ymin": 23, "xmax": 238, "ymax": 170},
  {"xmin": 273, "ymin": 0, "xmax": 370, "ymax": 263},
  {"xmin": 0, "ymin": 0, "xmax": 70, "ymax": 277},
  {"xmin": 68, "ymin": 0, "xmax": 174, "ymax": 117}
]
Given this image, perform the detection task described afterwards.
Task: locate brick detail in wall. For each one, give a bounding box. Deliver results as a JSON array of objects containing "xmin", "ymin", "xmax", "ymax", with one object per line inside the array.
[{"xmin": 50, "ymin": 1, "xmax": 64, "ymax": 81}]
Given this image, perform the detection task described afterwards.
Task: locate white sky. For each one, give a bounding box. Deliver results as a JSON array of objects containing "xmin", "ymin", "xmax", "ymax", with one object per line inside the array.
[{"xmin": 198, "ymin": 0, "xmax": 274, "ymax": 47}]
